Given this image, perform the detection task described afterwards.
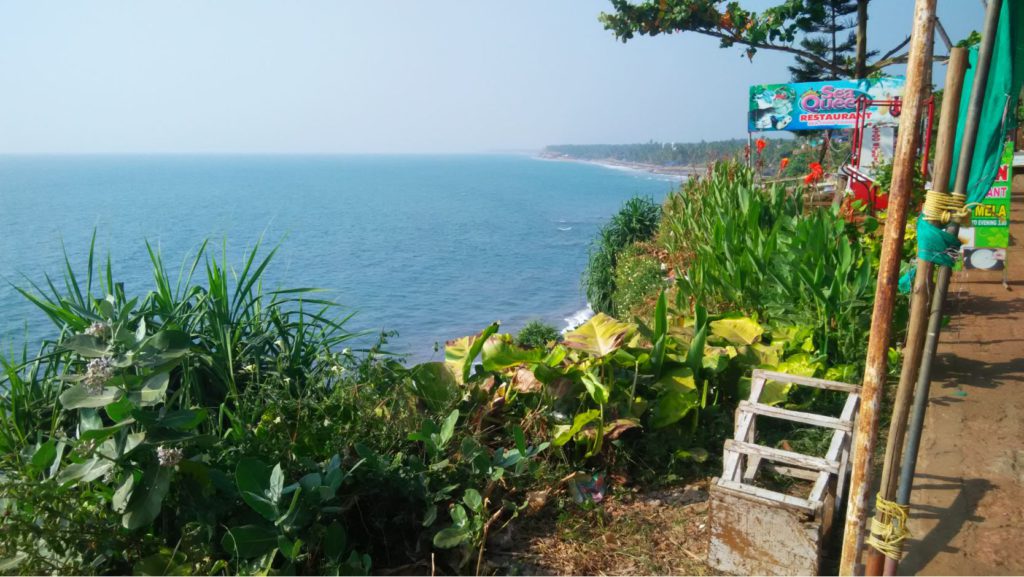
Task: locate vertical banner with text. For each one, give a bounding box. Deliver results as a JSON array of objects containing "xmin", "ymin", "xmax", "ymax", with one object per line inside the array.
[{"xmin": 960, "ymin": 140, "xmax": 1013, "ymax": 270}]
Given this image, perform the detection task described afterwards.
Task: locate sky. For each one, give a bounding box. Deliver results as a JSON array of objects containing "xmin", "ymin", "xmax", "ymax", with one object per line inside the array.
[{"xmin": 0, "ymin": 0, "xmax": 988, "ymax": 154}]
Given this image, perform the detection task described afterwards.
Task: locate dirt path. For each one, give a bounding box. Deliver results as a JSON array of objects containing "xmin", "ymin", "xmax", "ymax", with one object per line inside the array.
[{"xmin": 899, "ymin": 175, "xmax": 1024, "ymax": 575}]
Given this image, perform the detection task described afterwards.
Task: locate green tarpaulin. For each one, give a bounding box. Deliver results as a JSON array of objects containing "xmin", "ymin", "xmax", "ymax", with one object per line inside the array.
[{"xmin": 910, "ymin": 0, "xmax": 1024, "ymax": 278}]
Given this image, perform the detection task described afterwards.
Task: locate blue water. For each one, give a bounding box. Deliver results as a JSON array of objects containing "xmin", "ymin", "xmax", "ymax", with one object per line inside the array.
[{"xmin": 0, "ymin": 155, "xmax": 675, "ymax": 362}]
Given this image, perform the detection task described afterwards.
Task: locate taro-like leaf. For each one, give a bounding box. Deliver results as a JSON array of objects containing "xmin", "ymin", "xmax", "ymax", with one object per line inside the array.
[
  {"xmin": 563, "ymin": 313, "xmax": 635, "ymax": 357},
  {"xmin": 551, "ymin": 409, "xmax": 600, "ymax": 447},
  {"xmin": 709, "ymin": 317, "xmax": 764, "ymax": 345},
  {"xmin": 481, "ymin": 334, "xmax": 543, "ymax": 372},
  {"xmin": 605, "ymin": 418, "xmax": 641, "ymax": 440},
  {"xmin": 445, "ymin": 322, "xmax": 499, "ymax": 383},
  {"xmin": 409, "ymin": 362, "xmax": 458, "ymax": 411},
  {"xmin": 651, "ymin": 367, "xmax": 699, "ymax": 428},
  {"xmin": 580, "ymin": 371, "xmax": 609, "ymax": 405},
  {"xmin": 510, "ymin": 366, "xmax": 543, "ymax": 393}
]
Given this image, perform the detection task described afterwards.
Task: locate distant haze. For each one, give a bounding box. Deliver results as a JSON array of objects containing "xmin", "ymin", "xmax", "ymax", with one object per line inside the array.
[{"xmin": 0, "ymin": 0, "xmax": 984, "ymax": 154}]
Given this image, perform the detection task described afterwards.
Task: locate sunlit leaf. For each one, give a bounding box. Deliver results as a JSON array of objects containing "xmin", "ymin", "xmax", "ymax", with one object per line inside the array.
[{"xmin": 563, "ymin": 313, "xmax": 635, "ymax": 357}]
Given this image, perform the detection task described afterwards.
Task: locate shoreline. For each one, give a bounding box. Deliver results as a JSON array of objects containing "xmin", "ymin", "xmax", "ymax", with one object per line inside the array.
[{"xmin": 536, "ymin": 151, "xmax": 702, "ymax": 180}]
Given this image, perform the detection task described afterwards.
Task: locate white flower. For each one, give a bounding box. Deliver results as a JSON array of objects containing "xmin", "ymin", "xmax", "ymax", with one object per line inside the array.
[
  {"xmin": 83, "ymin": 357, "xmax": 115, "ymax": 393},
  {"xmin": 83, "ymin": 322, "xmax": 110, "ymax": 339},
  {"xmin": 273, "ymin": 416, "xmax": 282, "ymax": 424},
  {"xmin": 157, "ymin": 446, "xmax": 184, "ymax": 467}
]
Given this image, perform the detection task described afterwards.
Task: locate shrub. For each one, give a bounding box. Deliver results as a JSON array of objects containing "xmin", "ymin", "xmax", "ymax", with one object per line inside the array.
[
  {"xmin": 515, "ymin": 320, "xmax": 562, "ymax": 349},
  {"xmin": 612, "ymin": 245, "xmax": 665, "ymax": 320}
]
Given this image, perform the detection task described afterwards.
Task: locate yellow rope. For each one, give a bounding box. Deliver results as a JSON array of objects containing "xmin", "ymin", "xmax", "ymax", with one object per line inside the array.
[
  {"xmin": 866, "ymin": 495, "xmax": 911, "ymax": 560},
  {"xmin": 922, "ymin": 189, "xmax": 975, "ymax": 225}
]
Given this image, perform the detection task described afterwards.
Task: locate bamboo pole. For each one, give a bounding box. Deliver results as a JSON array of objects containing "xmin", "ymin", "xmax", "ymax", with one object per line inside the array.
[
  {"xmin": 838, "ymin": 1, "xmax": 937, "ymax": 574},
  {"xmin": 884, "ymin": 0, "xmax": 1004, "ymax": 572},
  {"xmin": 863, "ymin": 46, "xmax": 968, "ymax": 577}
]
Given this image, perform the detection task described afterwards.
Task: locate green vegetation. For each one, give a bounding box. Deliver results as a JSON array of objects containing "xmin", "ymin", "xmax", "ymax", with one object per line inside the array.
[
  {"xmin": 0, "ymin": 163, "xmax": 907, "ymax": 575},
  {"xmin": 584, "ymin": 196, "xmax": 662, "ymax": 314},
  {"xmin": 612, "ymin": 245, "xmax": 666, "ymax": 321},
  {"xmin": 546, "ymin": 139, "xmax": 800, "ymax": 170},
  {"xmin": 598, "ymin": 0, "xmax": 918, "ymax": 79},
  {"xmin": 515, "ymin": 321, "xmax": 562, "ymax": 350}
]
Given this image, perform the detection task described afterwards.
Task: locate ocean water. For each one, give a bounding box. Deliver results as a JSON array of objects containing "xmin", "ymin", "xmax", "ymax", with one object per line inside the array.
[{"xmin": 0, "ymin": 155, "xmax": 676, "ymax": 362}]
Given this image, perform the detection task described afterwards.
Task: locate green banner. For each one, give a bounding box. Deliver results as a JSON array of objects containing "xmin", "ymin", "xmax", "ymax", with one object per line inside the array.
[{"xmin": 960, "ymin": 140, "xmax": 1013, "ymax": 270}]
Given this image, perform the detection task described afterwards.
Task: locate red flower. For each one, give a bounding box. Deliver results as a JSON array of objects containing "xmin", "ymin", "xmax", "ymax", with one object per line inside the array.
[
  {"xmin": 756, "ymin": 138, "xmax": 766, "ymax": 154},
  {"xmin": 779, "ymin": 157, "xmax": 790, "ymax": 171},
  {"xmin": 804, "ymin": 162, "xmax": 825, "ymax": 185}
]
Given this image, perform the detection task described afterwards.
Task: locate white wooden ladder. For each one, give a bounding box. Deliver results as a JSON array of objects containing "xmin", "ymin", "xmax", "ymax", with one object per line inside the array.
[{"xmin": 717, "ymin": 369, "xmax": 860, "ymax": 519}]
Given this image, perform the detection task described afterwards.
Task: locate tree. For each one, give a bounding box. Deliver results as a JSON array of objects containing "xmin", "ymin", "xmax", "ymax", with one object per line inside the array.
[
  {"xmin": 787, "ymin": 0, "xmax": 873, "ymax": 82},
  {"xmin": 599, "ymin": 0, "xmax": 911, "ymax": 79}
]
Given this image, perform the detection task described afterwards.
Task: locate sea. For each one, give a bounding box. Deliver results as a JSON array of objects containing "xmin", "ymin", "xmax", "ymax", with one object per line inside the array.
[{"xmin": 0, "ymin": 154, "xmax": 677, "ymax": 363}]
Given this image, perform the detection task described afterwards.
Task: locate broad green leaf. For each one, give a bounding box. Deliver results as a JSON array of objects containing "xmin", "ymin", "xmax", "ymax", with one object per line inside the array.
[
  {"xmin": 113, "ymin": 473, "xmax": 136, "ymax": 513},
  {"xmin": 562, "ymin": 313, "xmax": 635, "ymax": 357},
  {"xmin": 29, "ymin": 440, "xmax": 57, "ymax": 474},
  {"xmin": 450, "ymin": 503, "xmax": 468, "ymax": 527},
  {"xmin": 409, "ymin": 362, "xmax": 458, "ymax": 412},
  {"xmin": 146, "ymin": 330, "xmax": 192, "ymax": 358},
  {"xmin": 122, "ymin": 464, "xmax": 173, "ymax": 530},
  {"xmin": 324, "ymin": 522, "xmax": 348, "ymax": 561},
  {"xmin": 462, "ymin": 488, "xmax": 483, "ymax": 511},
  {"xmin": 439, "ymin": 409, "xmax": 459, "ymax": 448},
  {"xmin": 56, "ymin": 456, "xmax": 114, "ymax": 486},
  {"xmin": 130, "ymin": 372, "xmax": 169, "ymax": 407},
  {"xmin": 60, "ymin": 384, "xmax": 123, "ymax": 410},
  {"xmin": 221, "ymin": 525, "xmax": 279, "ymax": 559},
  {"xmin": 651, "ymin": 367, "xmax": 699, "ymax": 428},
  {"xmin": 236, "ymin": 458, "xmax": 282, "ymax": 522},
  {"xmin": 105, "ymin": 396, "xmax": 135, "ymax": 422},
  {"xmin": 709, "ymin": 317, "xmax": 764, "ymax": 345},
  {"xmin": 432, "ymin": 527, "xmax": 470, "ymax": 549},
  {"xmin": 543, "ymin": 345, "xmax": 567, "ymax": 366},
  {"xmin": 277, "ymin": 536, "xmax": 302, "ymax": 561},
  {"xmin": 445, "ymin": 322, "xmax": 499, "ymax": 383},
  {"xmin": 165, "ymin": 408, "xmax": 206, "ymax": 430},
  {"xmin": 62, "ymin": 334, "xmax": 108, "ymax": 358},
  {"xmin": 777, "ymin": 353, "xmax": 822, "ymax": 378},
  {"xmin": 552, "ymin": 409, "xmax": 600, "ymax": 447},
  {"xmin": 580, "ymin": 371, "xmax": 610, "ymax": 405},
  {"xmin": 481, "ymin": 334, "xmax": 543, "ymax": 372}
]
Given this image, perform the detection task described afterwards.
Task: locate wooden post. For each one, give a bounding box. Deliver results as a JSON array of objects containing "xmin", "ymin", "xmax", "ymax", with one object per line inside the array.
[
  {"xmin": 885, "ymin": 0, "xmax": 1004, "ymax": 572},
  {"xmin": 862, "ymin": 46, "xmax": 967, "ymax": 577},
  {"xmin": 838, "ymin": 0, "xmax": 937, "ymax": 574}
]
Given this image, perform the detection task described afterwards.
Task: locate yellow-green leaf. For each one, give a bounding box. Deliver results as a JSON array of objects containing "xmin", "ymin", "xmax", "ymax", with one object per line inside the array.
[{"xmin": 563, "ymin": 313, "xmax": 636, "ymax": 357}]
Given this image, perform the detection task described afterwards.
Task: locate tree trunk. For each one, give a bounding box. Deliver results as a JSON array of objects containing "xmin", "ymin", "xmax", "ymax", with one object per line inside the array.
[{"xmin": 855, "ymin": 0, "xmax": 869, "ymax": 78}]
